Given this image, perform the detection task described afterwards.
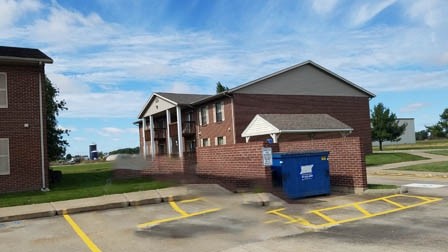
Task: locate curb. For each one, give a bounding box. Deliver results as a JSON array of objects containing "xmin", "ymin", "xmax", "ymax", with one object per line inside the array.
[{"xmin": 0, "ymin": 186, "xmax": 196, "ymax": 223}]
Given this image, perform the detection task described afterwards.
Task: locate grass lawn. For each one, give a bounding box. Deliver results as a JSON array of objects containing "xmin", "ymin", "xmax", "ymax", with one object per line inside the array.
[
  {"xmin": 393, "ymin": 161, "xmax": 448, "ymax": 173},
  {"xmin": 426, "ymin": 150, "xmax": 448, "ymax": 156},
  {"xmin": 0, "ymin": 162, "xmax": 172, "ymax": 208},
  {"xmin": 372, "ymin": 139, "xmax": 448, "ymax": 151},
  {"xmin": 366, "ymin": 153, "xmax": 428, "ymax": 166}
]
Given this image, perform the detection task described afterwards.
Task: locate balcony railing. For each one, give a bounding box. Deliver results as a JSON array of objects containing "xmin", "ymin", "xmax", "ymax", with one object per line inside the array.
[
  {"xmin": 169, "ymin": 121, "xmax": 196, "ymax": 137},
  {"xmin": 144, "ymin": 127, "xmax": 167, "ymax": 140}
]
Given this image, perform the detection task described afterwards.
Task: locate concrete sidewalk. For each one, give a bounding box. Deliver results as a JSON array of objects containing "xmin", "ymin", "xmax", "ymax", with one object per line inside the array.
[
  {"xmin": 0, "ymin": 184, "xmax": 270, "ymax": 223},
  {"xmin": 0, "ymin": 186, "xmax": 196, "ymax": 222},
  {"xmin": 367, "ymin": 149, "xmax": 448, "ymax": 179}
]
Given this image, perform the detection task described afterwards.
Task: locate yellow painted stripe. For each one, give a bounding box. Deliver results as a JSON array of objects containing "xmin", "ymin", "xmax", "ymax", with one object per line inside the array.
[
  {"xmin": 169, "ymin": 201, "xmax": 189, "ymax": 216},
  {"xmin": 266, "ymin": 208, "xmax": 285, "ymax": 214},
  {"xmin": 353, "ymin": 203, "xmax": 372, "ymax": 217},
  {"xmin": 137, "ymin": 207, "xmax": 221, "ymax": 229},
  {"xmin": 382, "ymin": 198, "xmax": 405, "ymax": 208},
  {"xmin": 179, "ymin": 198, "xmax": 203, "ymax": 203},
  {"xmin": 63, "ymin": 214, "xmax": 101, "ymax": 252},
  {"xmin": 311, "ymin": 211, "xmax": 337, "ymax": 224},
  {"xmin": 264, "ymin": 219, "xmax": 280, "ymax": 224}
]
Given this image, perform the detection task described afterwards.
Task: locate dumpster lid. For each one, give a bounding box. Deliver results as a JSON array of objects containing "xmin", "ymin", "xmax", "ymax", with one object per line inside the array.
[{"xmin": 272, "ymin": 151, "xmax": 329, "ymax": 157}]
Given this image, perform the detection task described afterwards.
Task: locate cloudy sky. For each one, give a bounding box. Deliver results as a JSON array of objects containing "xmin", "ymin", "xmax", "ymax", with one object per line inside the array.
[{"xmin": 1, "ymin": 0, "xmax": 447, "ymax": 155}]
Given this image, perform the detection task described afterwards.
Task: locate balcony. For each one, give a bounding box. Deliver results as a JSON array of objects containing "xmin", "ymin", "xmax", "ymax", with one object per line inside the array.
[
  {"xmin": 144, "ymin": 128, "xmax": 167, "ymax": 140},
  {"xmin": 169, "ymin": 121, "xmax": 196, "ymax": 137}
]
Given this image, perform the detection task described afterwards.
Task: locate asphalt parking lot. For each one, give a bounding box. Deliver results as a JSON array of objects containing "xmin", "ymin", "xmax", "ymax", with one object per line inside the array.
[{"xmin": 0, "ymin": 184, "xmax": 446, "ymax": 252}]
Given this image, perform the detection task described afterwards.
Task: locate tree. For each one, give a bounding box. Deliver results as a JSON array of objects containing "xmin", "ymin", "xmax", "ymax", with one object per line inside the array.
[
  {"xmin": 415, "ymin": 130, "xmax": 429, "ymax": 141},
  {"xmin": 46, "ymin": 76, "xmax": 69, "ymax": 161},
  {"xmin": 216, "ymin": 81, "xmax": 229, "ymax": 93},
  {"xmin": 109, "ymin": 147, "xmax": 140, "ymax": 155},
  {"xmin": 425, "ymin": 108, "xmax": 448, "ymax": 138},
  {"xmin": 65, "ymin": 153, "xmax": 72, "ymax": 160},
  {"xmin": 371, "ymin": 103, "xmax": 407, "ymax": 151}
]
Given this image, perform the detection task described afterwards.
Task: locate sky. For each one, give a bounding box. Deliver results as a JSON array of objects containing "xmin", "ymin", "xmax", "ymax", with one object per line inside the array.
[{"xmin": 1, "ymin": 0, "xmax": 447, "ymax": 156}]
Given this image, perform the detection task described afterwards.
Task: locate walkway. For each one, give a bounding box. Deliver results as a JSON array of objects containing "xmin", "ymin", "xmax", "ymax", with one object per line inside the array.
[{"xmin": 367, "ymin": 149, "xmax": 448, "ymax": 178}]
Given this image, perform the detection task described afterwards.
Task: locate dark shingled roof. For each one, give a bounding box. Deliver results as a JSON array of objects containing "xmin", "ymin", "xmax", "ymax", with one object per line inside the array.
[
  {"xmin": 0, "ymin": 46, "xmax": 53, "ymax": 63},
  {"xmin": 156, "ymin": 92, "xmax": 211, "ymax": 105},
  {"xmin": 258, "ymin": 114, "xmax": 353, "ymax": 132}
]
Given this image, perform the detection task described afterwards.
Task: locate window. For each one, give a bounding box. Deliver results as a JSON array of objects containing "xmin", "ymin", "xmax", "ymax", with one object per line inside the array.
[
  {"xmin": 214, "ymin": 101, "xmax": 225, "ymax": 123},
  {"xmin": 0, "ymin": 139, "xmax": 10, "ymax": 175},
  {"xmin": 201, "ymin": 138, "xmax": 210, "ymax": 147},
  {"xmin": 200, "ymin": 106, "xmax": 208, "ymax": 126},
  {"xmin": 0, "ymin": 73, "xmax": 7, "ymax": 108},
  {"xmin": 216, "ymin": 136, "xmax": 226, "ymax": 146}
]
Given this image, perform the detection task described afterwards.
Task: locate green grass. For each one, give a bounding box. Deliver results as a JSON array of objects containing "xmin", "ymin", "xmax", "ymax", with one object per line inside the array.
[
  {"xmin": 367, "ymin": 184, "xmax": 398, "ymax": 189},
  {"xmin": 366, "ymin": 153, "xmax": 428, "ymax": 166},
  {"xmin": 426, "ymin": 150, "xmax": 448, "ymax": 156},
  {"xmin": 0, "ymin": 162, "xmax": 172, "ymax": 208},
  {"xmin": 373, "ymin": 139, "xmax": 448, "ymax": 151},
  {"xmin": 393, "ymin": 161, "xmax": 448, "ymax": 173}
]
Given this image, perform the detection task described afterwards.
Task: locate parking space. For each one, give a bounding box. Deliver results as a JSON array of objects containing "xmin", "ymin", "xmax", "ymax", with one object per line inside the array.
[
  {"xmin": 0, "ymin": 190, "xmax": 444, "ymax": 252},
  {"xmin": 265, "ymin": 194, "xmax": 442, "ymax": 229}
]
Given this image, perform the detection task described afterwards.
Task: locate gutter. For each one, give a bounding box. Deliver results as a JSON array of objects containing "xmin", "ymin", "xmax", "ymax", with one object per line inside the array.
[{"xmin": 38, "ymin": 66, "xmax": 49, "ymax": 191}]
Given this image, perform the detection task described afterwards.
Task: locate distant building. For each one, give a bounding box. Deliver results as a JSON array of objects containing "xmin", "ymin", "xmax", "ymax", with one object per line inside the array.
[{"xmin": 372, "ymin": 118, "xmax": 416, "ymax": 146}]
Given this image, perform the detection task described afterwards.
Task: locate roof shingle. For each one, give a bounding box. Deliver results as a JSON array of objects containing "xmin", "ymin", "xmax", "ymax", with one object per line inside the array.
[{"xmin": 0, "ymin": 46, "xmax": 53, "ymax": 63}]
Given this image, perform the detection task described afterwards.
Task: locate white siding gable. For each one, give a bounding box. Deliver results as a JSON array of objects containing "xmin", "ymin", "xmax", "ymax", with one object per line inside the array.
[
  {"xmin": 235, "ymin": 64, "xmax": 369, "ymax": 97},
  {"xmin": 144, "ymin": 96, "xmax": 175, "ymax": 117},
  {"xmin": 242, "ymin": 115, "xmax": 279, "ymax": 137}
]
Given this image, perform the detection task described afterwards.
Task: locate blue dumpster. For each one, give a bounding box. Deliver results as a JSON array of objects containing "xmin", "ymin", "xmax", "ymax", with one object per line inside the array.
[{"xmin": 271, "ymin": 151, "xmax": 330, "ymax": 199}]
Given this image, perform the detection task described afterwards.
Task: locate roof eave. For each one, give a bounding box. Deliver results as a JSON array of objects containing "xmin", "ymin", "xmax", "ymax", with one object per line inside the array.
[{"xmin": 0, "ymin": 56, "xmax": 53, "ymax": 64}]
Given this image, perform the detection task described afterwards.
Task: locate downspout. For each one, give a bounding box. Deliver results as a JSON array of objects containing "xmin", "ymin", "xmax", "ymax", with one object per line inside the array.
[
  {"xmin": 224, "ymin": 92, "xmax": 236, "ymax": 144},
  {"xmin": 39, "ymin": 64, "xmax": 49, "ymax": 191}
]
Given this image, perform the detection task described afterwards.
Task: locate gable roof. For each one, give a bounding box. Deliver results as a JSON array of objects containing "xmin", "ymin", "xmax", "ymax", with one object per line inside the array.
[
  {"xmin": 155, "ymin": 92, "xmax": 211, "ymax": 105},
  {"xmin": 241, "ymin": 114, "xmax": 353, "ymax": 138},
  {"xmin": 193, "ymin": 60, "xmax": 374, "ymax": 105},
  {"xmin": 137, "ymin": 92, "xmax": 211, "ymax": 119},
  {"xmin": 0, "ymin": 46, "xmax": 53, "ymax": 63}
]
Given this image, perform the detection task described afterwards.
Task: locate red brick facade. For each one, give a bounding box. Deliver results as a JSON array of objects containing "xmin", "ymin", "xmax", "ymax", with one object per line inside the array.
[
  {"xmin": 0, "ymin": 63, "xmax": 49, "ymax": 193},
  {"xmin": 232, "ymin": 93, "xmax": 372, "ymax": 154}
]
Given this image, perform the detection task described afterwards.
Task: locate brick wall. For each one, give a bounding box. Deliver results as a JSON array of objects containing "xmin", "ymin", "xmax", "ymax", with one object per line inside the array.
[
  {"xmin": 195, "ymin": 136, "xmax": 366, "ymax": 192},
  {"xmin": 232, "ymin": 93, "xmax": 372, "ymax": 154},
  {"xmin": 0, "ymin": 63, "xmax": 48, "ymax": 193},
  {"xmin": 278, "ymin": 136, "xmax": 367, "ymax": 190},
  {"xmin": 196, "ymin": 142, "xmax": 272, "ymax": 189},
  {"xmin": 196, "ymin": 97, "xmax": 235, "ymax": 146}
]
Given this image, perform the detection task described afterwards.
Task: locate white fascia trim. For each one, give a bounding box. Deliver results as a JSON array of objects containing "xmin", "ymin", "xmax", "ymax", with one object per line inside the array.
[{"xmin": 137, "ymin": 93, "xmax": 178, "ymax": 119}]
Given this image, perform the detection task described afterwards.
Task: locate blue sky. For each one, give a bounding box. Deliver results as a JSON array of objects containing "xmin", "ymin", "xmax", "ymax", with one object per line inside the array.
[{"xmin": 1, "ymin": 0, "xmax": 447, "ymax": 156}]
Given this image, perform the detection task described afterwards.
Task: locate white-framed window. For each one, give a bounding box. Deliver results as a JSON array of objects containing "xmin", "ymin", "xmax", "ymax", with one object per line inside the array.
[
  {"xmin": 0, "ymin": 138, "xmax": 10, "ymax": 175},
  {"xmin": 201, "ymin": 138, "xmax": 210, "ymax": 147},
  {"xmin": 199, "ymin": 106, "xmax": 208, "ymax": 126},
  {"xmin": 0, "ymin": 73, "xmax": 7, "ymax": 108},
  {"xmin": 215, "ymin": 136, "xmax": 226, "ymax": 146},
  {"xmin": 213, "ymin": 101, "xmax": 225, "ymax": 123}
]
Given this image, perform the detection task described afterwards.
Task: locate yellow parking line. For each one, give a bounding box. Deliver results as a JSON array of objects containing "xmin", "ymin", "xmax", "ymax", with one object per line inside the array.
[
  {"xmin": 169, "ymin": 200, "xmax": 189, "ymax": 216},
  {"xmin": 63, "ymin": 214, "xmax": 101, "ymax": 252},
  {"xmin": 266, "ymin": 195, "xmax": 442, "ymax": 229},
  {"xmin": 311, "ymin": 211, "xmax": 337, "ymax": 224},
  {"xmin": 382, "ymin": 198, "xmax": 405, "ymax": 208},
  {"xmin": 353, "ymin": 203, "xmax": 372, "ymax": 217},
  {"xmin": 179, "ymin": 197, "xmax": 203, "ymax": 203},
  {"xmin": 137, "ymin": 207, "xmax": 221, "ymax": 229}
]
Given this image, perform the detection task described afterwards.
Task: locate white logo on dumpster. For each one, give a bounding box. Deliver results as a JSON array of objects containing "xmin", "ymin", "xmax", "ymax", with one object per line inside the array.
[{"xmin": 300, "ymin": 164, "xmax": 314, "ymax": 180}]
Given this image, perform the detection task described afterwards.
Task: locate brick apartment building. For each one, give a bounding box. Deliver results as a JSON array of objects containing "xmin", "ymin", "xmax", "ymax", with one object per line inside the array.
[
  {"xmin": 0, "ymin": 46, "xmax": 53, "ymax": 193},
  {"xmin": 135, "ymin": 61, "xmax": 375, "ymax": 192}
]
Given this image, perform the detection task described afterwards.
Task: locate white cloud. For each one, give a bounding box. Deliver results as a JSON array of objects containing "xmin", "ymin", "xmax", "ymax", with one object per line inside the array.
[
  {"xmin": 350, "ymin": 0, "xmax": 396, "ymax": 26},
  {"xmin": 0, "ymin": 0, "xmax": 42, "ymax": 29},
  {"xmin": 311, "ymin": 0, "xmax": 339, "ymax": 15},
  {"xmin": 400, "ymin": 103, "xmax": 428, "ymax": 113}
]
